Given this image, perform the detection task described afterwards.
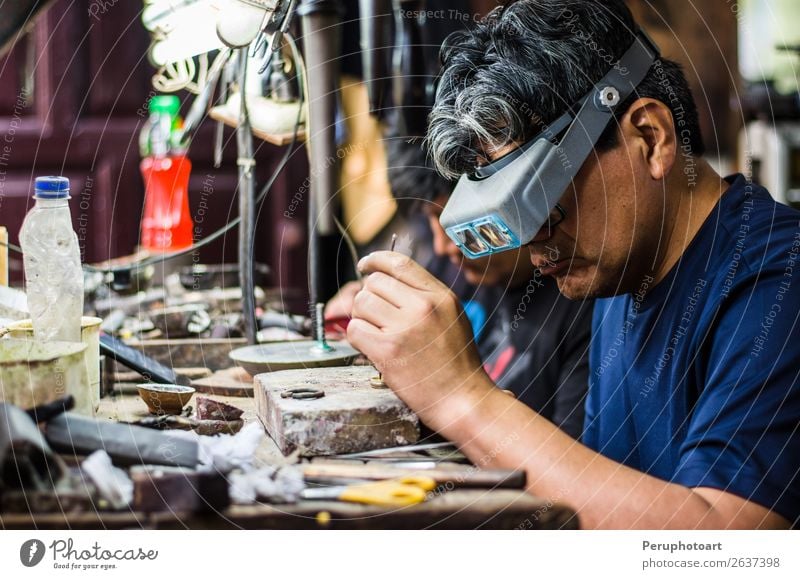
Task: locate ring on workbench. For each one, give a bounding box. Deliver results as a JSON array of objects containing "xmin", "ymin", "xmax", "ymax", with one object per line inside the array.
[{"xmin": 280, "ymin": 387, "xmax": 325, "ymax": 400}]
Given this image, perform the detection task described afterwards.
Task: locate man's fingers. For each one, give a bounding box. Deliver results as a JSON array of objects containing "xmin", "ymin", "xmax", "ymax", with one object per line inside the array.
[
  {"xmin": 361, "ymin": 272, "xmax": 413, "ymax": 309},
  {"xmin": 346, "ymin": 317, "xmax": 382, "ymax": 352},
  {"xmin": 358, "ymin": 251, "xmax": 443, "ymax": 292},
  {"xmin": 351, "ymin": 289, "xmax": 402, "ymax": 330}
]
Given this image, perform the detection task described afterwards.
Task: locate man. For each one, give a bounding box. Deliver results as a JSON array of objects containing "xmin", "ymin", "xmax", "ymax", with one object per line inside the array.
[
  {"xmin": 346, "ymin": 0, "xmax": 800, "ymax": 529},
  {"xmin": 329, "ymin": 138, "xmax": 592, "ymax": 438}
]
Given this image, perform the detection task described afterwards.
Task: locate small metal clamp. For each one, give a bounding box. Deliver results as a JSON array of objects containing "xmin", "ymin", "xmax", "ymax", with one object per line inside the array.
[{"xmin": 281, "ymin": 387, "xmax": 325, "ymax": 400}]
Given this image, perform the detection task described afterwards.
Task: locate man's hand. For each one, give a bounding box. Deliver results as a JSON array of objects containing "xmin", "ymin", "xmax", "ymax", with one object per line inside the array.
[{"xmin": 346, "ymin": 251, "xmax": 491, "ymax": 426}]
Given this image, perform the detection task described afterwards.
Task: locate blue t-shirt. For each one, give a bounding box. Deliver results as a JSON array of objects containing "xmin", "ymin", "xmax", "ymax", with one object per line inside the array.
[{"xmin": 585, "ymin": 174, "xmax": 800, "ymax": 526}]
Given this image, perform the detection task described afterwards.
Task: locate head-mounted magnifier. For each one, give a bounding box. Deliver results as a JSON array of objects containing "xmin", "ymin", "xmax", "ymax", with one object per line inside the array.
[{"xmin": 440, "ymin": 30, "xmax": 660, "ymax": 259}]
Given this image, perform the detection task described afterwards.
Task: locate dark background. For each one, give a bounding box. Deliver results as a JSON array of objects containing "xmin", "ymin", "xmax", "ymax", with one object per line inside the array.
[{"xmin": 0, "ymin": 0, "xmax": 738, "ymax": 303}]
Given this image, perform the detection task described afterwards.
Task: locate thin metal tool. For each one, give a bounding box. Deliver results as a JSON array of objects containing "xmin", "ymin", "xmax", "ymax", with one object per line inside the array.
[
  {"xmin": 371, "ymin": 233, "xmax": 397, "ymax": 389},
  {"xmin": 300, "ymin": 475, "xmax": 435, "ymax": 507},
  {"xmin": 334, "ymin": 441, "xmax": 457, "ymax": 459},
  {"xmin": 320, "ymin": 458, "xmax": 458, "ymax": 467},
  {"xmin": 303, "ymin": 462, "xmax": 527, "ymax": 489},
  {"xmin": 237, "ymin": 47, "xmax": 258, "ymax": 344}
]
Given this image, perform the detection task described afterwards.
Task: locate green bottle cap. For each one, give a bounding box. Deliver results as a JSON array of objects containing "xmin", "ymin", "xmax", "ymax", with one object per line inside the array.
[{"xmin": 149, "ymin": 95, "xmax": 180, "ymax": 116}]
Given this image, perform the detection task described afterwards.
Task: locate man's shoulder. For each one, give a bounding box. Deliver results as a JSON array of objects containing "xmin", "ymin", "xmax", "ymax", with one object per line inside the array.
[
  {"xmin": 717, "ymin": 177, "xmax": 800, "ymax": 266},
  {"xmin": 687, "ymin": 177, "xmax": 800, "ymax": 299}
]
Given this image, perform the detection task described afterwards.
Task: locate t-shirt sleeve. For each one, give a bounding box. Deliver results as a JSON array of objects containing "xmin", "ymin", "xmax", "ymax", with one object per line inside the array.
[{"xmin": 672, "ymin": 268, "xmax": 800, "ymax": 525}]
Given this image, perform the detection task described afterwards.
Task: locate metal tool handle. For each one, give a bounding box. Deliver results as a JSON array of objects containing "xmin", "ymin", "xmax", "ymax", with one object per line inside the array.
[{"xmin": 342, "ymin": 476, "xmax": 435, "ymax": 506}]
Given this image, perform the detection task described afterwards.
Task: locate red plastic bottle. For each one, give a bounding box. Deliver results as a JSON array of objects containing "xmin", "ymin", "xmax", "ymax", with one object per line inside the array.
[
  {"xmin": 139, "ymin": 95, "xmax": 194, "ymax": 252},
  {"xmin": 140, "ymin": 153, "xmax": 193, "ymax": 251}
]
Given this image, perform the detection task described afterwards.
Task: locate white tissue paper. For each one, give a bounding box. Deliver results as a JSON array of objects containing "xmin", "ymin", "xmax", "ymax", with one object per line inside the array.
[{"xmin": 81, "ymin": 450, "xmax": 134, "ymax": 510}]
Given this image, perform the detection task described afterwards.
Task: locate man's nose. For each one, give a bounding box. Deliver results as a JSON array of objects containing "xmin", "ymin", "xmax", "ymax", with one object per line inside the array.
[{"xmin": 530, "ymin": 223, "xmax": 553, "ymax": 243}]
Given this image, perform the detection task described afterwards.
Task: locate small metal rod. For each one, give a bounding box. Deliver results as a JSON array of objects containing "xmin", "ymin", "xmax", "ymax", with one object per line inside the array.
[
  {"xmin": 312, "ymin": 302, "xmax": 334, "ymax": 353},
  {"xmin": 237, "ymin": 48, "xmax": 258, "ymax": 344},
  {"xmin": 333, "ymin": 441, "xmax": 457, "ymax": 459}
]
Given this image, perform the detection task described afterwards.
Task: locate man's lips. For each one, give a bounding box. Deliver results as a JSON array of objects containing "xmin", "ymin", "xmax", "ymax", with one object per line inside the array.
[{"xmin": 537, "ymin": 259, "xmax": 570, "ymax": 276}]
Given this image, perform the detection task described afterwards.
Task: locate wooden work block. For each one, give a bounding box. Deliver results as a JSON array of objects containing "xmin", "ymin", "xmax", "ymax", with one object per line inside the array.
[
  {"xmin": 191, "ymin": 366, "xmax": 254, "ymax": 397},
  {"xmin": 255, "ymin": 366, "xmax": 419, "ymax": 457}
]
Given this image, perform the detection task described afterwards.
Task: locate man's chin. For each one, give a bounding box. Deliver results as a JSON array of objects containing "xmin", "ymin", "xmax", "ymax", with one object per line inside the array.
[{"xmin": 552, "ymin": 266, "xmax": 605, "ymax": 300}]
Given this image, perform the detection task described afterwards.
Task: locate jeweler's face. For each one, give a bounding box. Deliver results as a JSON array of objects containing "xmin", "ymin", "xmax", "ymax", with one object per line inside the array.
[{"xmin": 488, "ymin": 140, "xmax": 667, "ymax": 299}]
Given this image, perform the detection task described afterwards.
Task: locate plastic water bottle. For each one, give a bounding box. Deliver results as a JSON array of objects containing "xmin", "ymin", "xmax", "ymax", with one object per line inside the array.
[{"xmin": 19, "ymin": 176, "xmax": 84, "ymax": 342}]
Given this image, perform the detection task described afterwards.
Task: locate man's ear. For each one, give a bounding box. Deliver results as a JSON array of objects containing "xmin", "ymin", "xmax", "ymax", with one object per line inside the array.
[{"xmin": 619, "ymin": 98, "xmax": 676, "ymax": 181}]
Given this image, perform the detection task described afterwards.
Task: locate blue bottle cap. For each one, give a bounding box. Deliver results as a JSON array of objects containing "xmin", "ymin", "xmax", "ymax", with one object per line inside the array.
[{"xmin": 34, "ymin": 176, "xmax": 70, "ymax": 199}]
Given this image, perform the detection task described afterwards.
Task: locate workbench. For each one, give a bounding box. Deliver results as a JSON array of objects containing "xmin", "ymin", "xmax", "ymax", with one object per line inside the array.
[{"xmin": 0, "ymin": 391, "xmax": 578, "ymax": 530}]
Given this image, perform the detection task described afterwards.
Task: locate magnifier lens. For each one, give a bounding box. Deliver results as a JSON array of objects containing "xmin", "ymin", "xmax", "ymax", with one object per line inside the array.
[
  {"xmin": 455, "ymin": 228, "xmax": 489, "ymax": 255},
  {"xmin": 475, "ymin": 222, "xmax": 513, "ymax": 249}
]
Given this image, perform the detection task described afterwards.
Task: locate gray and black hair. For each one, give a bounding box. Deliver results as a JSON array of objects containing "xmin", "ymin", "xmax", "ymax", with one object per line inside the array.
[{"xmin": 427, "ymin": 0, "xmax": 705, "ymax": 180}]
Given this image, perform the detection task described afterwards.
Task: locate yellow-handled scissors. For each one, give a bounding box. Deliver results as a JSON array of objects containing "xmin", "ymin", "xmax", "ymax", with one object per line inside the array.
[{"xmin": 301, "ymin": 476, "xmax": 437, "ymax": 507}]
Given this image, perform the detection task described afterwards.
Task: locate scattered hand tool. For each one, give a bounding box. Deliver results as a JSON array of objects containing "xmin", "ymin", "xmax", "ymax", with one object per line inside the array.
[
  {"xmin": 25, "ymin": 395, "xmax": 74, "ymax": 423},
  {"xmin": 45, "ymin": 412, "xmax": 199, "ymax": 468},
  {"xmin": 300, "ymin": 475, "xmax": 436, "ymax": 507},
  {"xmin": 99, "ymin": 333, "xmax": 190, "ymax": 386},
  {"xmin": 148, "ymin": 304, "xmax": 212, "ymax": 337},
  {"xmin": 334, "ymin": 441, "xmax": 456, "ymax": 459},
  {"xmin": 303, "ymin": 463, "xmax": 527, "ymax": 490},
  {"xmin": 1, "ymin": 403, "xmax": 67, "ymax": 492},
  {"xmin": 130, "ymin": 414, "xmax": 244, "ymax": 436}
]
